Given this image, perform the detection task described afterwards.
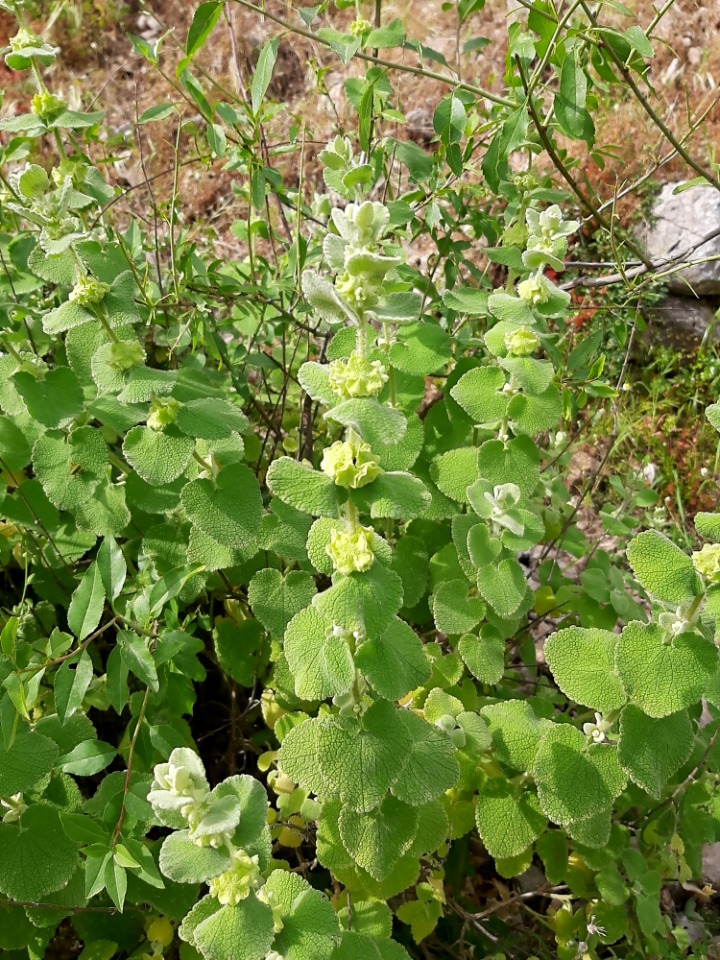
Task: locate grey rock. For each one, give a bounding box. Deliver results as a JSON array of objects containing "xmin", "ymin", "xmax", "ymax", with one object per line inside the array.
[
  {"xmin": 702, "ymin": 842, "xmax": 720, "ymax": 886},
  {"xmin": 643, "ymin": 182, "xmax": 720, "ymax": 295},
  {"xmin": 642, "ymin": 294, "xmax": 719, "ymax": 352}
]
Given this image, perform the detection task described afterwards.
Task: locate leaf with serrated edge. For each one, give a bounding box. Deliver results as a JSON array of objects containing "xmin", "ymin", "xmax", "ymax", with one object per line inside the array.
[
  {"xmin": 475, "ymin": 779, "xmax": 546, "ymax": 860},
  {"xmin": 193, "ymin": 897, "xmax": 275, "ymax": 960},
  {"xmin": 284, "ymin": 606, "xmax": 355, "ymax": 701},
  {"xmin": 182, "ymin": 463, "xmax": 263, "ymax": 554},
  {"xmin": 263, "ymin": 869, "xmax": 341, "ymax": 960},
  {"xmin": 544, "ymin": 627, "xmax": 626, "ymax": 712},
  {"xmin": 340, "ymin": 796, "xmax": 419, "ymax": 881},
  {"xmin": 616, "ymin": 621, "xmax": 717, "ymax": 718},
  {"xmin": 626, "ymin": 530, "xmax": 701, "ymax": 604},
  {"xmin": 355, "ymin": 618, "xmax": 431, "ymax": 700},
  {"xmin": 617, "ymin": 705, "xmax": 694, "ymax": 798},
  {"xmin": 481, "ymin": 700, "xmax": 548, "ymax": 774},
  {"xmin": 391, "ymin": 710, "xmax": 459, "ymax": 805},
  {"xmin": 266, "ymin": 457, "xmax": 342, "ymax": 517},
  {"xmin": 248, "ymin": 569, "xmax": 317, "ymax": 641},
  {"xmin": 533, "ymin": 723, "xmax": 626, "ymax": 827}
]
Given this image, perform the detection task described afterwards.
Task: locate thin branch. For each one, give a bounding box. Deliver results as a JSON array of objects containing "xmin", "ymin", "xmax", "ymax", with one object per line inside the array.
[{"xmin": 230, "ymin": 0, "xmax": 513, "ymax": 107}]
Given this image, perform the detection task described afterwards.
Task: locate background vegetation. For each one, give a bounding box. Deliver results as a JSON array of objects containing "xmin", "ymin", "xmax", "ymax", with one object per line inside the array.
[{"xmin": 1, "ymin": 1, "xmax": 720, "ymax": 959}]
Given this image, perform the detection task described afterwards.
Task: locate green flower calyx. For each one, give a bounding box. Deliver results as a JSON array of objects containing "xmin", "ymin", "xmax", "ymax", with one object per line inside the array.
[
  {"xmin": 326, "ymin": 524, "xmax": 375, "ymax": 575},
  {"xmin": 31, "ymin": 90, "xmax": 65, "ymax": 119},
  {"xmin": 208, "ymin": 850, "xmax": 260, "ymax": 905},
  {"xmin": 321, "ymin": 438, "xmax": 382, "ymax": 489},
  {"xmin": 109, "ymin": 341, "xmax": 145, "ymax": 371},
  {"xmin": 692, "ymin": 543, "xmax": 720, "ymax": 583},
  {"xmin": 328, "ymin": 354, "xmax": 388, "ymax": 398},
  {"xmin": 350, "ymin": 16, "xmax": 371, "ymax": 36},
  {"xmin": 69, "ymin": 275, "xmax": 110, "ymax": 307},
  {"xmin": 147, "ymin": 397, "xmax": 180, "ymax": 431},
  {"xmin": 504, "ymin": 328, "xmax": 539, "ymax": 357},
  {"xmin": 335, "ymin": 269, "xmax": 383, "ymax": 308},
  {"xmin": 517, "ymin": 272, "xmax": 551, "ymax": 306},
  {"xmin": 10, "ymin": 27, "xmax": 43, "ymax": 51}
]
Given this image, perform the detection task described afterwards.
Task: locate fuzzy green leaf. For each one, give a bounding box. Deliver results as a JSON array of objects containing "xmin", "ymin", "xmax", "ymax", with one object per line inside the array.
[
  {"xmin": 355, "ymin": 618, "xmax": 431, "ymax": 700},
  {"xmin": 263, "ymin": 870, "xmax": 341, "ymax": 960},
  {"xmin": 391, "ymin": 710, "xmax": 460, "ymax": 805},
  {"xmin": 0, "ymin": 732, "xmax": 58, "ymax": 795},
  {"xmin": 13, "ymin": 367, "xmax": 83, "ymax": 429},
  {"xmin": 340, "ymin": 796, "xmax": 419, "ymax": 881},
  {"xmin": 450, "ymin": 367, "xmax": 508, "ymax": 424},
  {"xmin": 458, "ymin": 629, "xmax": 505, "ymax": 684},
  {"xmin": 388, "ymin": 323, "xmax": 452, "ymax": 376},
  {"xmin": 0, "ymin": 805, "xmax": 79, "ymax": 901},
  {"xmin": 615, "ymin": 621, "xmax": 717, "ymax": 718},
  {"xmin": 476, "ymin": 556, "xmax": 527, "ymax": 618},
  {"xmin": 477, "ymin": 436, "xmax": 539, "ymax": 498},
  {"xmin": 326, "ymin": 399, "xmax": 407, "ymax": 449},
  {"xmin": 284, "ymin": 607, "xmax": 355, "ymax": 701},
  {"xmin": 429, "ymin": 447, "xmax": 479, "ymax": 504},
  {"xmin": 432, "ymin": 580, "xmax": 485, "ymax": 635},
  {"xmin": 123, "ymin": 426, "xmax": 194, "ymax": 486},
  {"xmin": 248, "ymin": 569, "xmax": 317, "ymax": 641},
  {"xmin": 475, "ymin": 779, "xmax": 546, "ymax": 860},
  {"xmin": 313, "ymin": 564, "xmax": 404, "ymax": 639},
  {"xmin": 176, "ymin": 399, "xmax": 249, "ymax": 440},
  {"xmin": 302, "ymin": 271, "xmax": 357, "ymax": 325},
  {"xmin": 298, "ymin": 362, "xmax": 337, "ymax": 406},
  {"xmin": 194, "ymin": 897, "xmax": 275, "ymax": 960},
  {"xmin": 182, "ymin": 463, "xmax": 263, "ymax": 554},
  {"xmin": 213, "ymin": 619, "xmax": 264, "ymax": 687},
  {"xmin": 33, "ymin": 427, "xmax": 107, "ymax": 511},
  {"xmin": 533, "ymin": 724, "xmax": 626, "ymax": 827},
  {"xmin": 695, "ymin": 512, "xmax": 720, "ymax": 541},
  {"xmin": 350, "ymin": 472, "xmax": 430, "ymax": 520},
  {"xmin": 279, "ymin": 701, "xmax": 412, "ymax": 812},
  {"xmin": 267, "ymin": 457, "xmax": 343, "ymax": 517},
  {"xmin": 626, "ymin": 530, "xmax": 702, "ymax": 604},
  {"xmin": 617, "ymin": 705, "xmax": 694, "ymax": 799},
  {"xmin": 544, "ymin": 627, "xmax": 627, "ymax": 712},
  {"xmin": 481, "ymin": 700, "xmax": 548, "ymax": 774},
  {"xmin": 159, "ymin": 831, "xmax": 232, "ymax": 884}
]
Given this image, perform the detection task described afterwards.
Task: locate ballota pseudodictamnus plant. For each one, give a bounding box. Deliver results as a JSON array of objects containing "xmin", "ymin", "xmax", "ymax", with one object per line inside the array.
[{"xmin": 1, "ymin": 0, "xmax": 720, "ymax": 958}]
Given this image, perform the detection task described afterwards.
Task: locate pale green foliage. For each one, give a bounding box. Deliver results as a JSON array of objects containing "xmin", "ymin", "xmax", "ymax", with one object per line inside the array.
[
  {"xmin": 544, "ymin": 626, "xmax": 626, "ymax": 712},
  {"xmin": 0, "ymin": 5, "xmax": 718, "ymax": 958}
]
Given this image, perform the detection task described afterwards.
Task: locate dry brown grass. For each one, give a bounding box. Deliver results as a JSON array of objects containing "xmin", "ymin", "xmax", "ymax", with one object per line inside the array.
[{"xmin": 2, "ymin": 1, "xmax": 718, "ymax": 249}]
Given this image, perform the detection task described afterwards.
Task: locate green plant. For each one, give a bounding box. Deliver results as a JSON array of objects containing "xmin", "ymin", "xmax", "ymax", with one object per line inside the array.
[{"xmin": 1, "ymin": 1, "xmax": 720, "ymax": 959}]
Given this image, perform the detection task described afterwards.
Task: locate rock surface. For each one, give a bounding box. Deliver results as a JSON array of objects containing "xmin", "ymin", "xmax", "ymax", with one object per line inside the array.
[
  {"xmin": 642, "ymin": 294, "xmax": 719, "ymax": 352},
  {"xmin": 643, "ymin": 183, "xmax": 720, "ymax": 295},
  {"xmin": 702, "ymin": 842, "xmax": 720, "ymax": 887}
]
